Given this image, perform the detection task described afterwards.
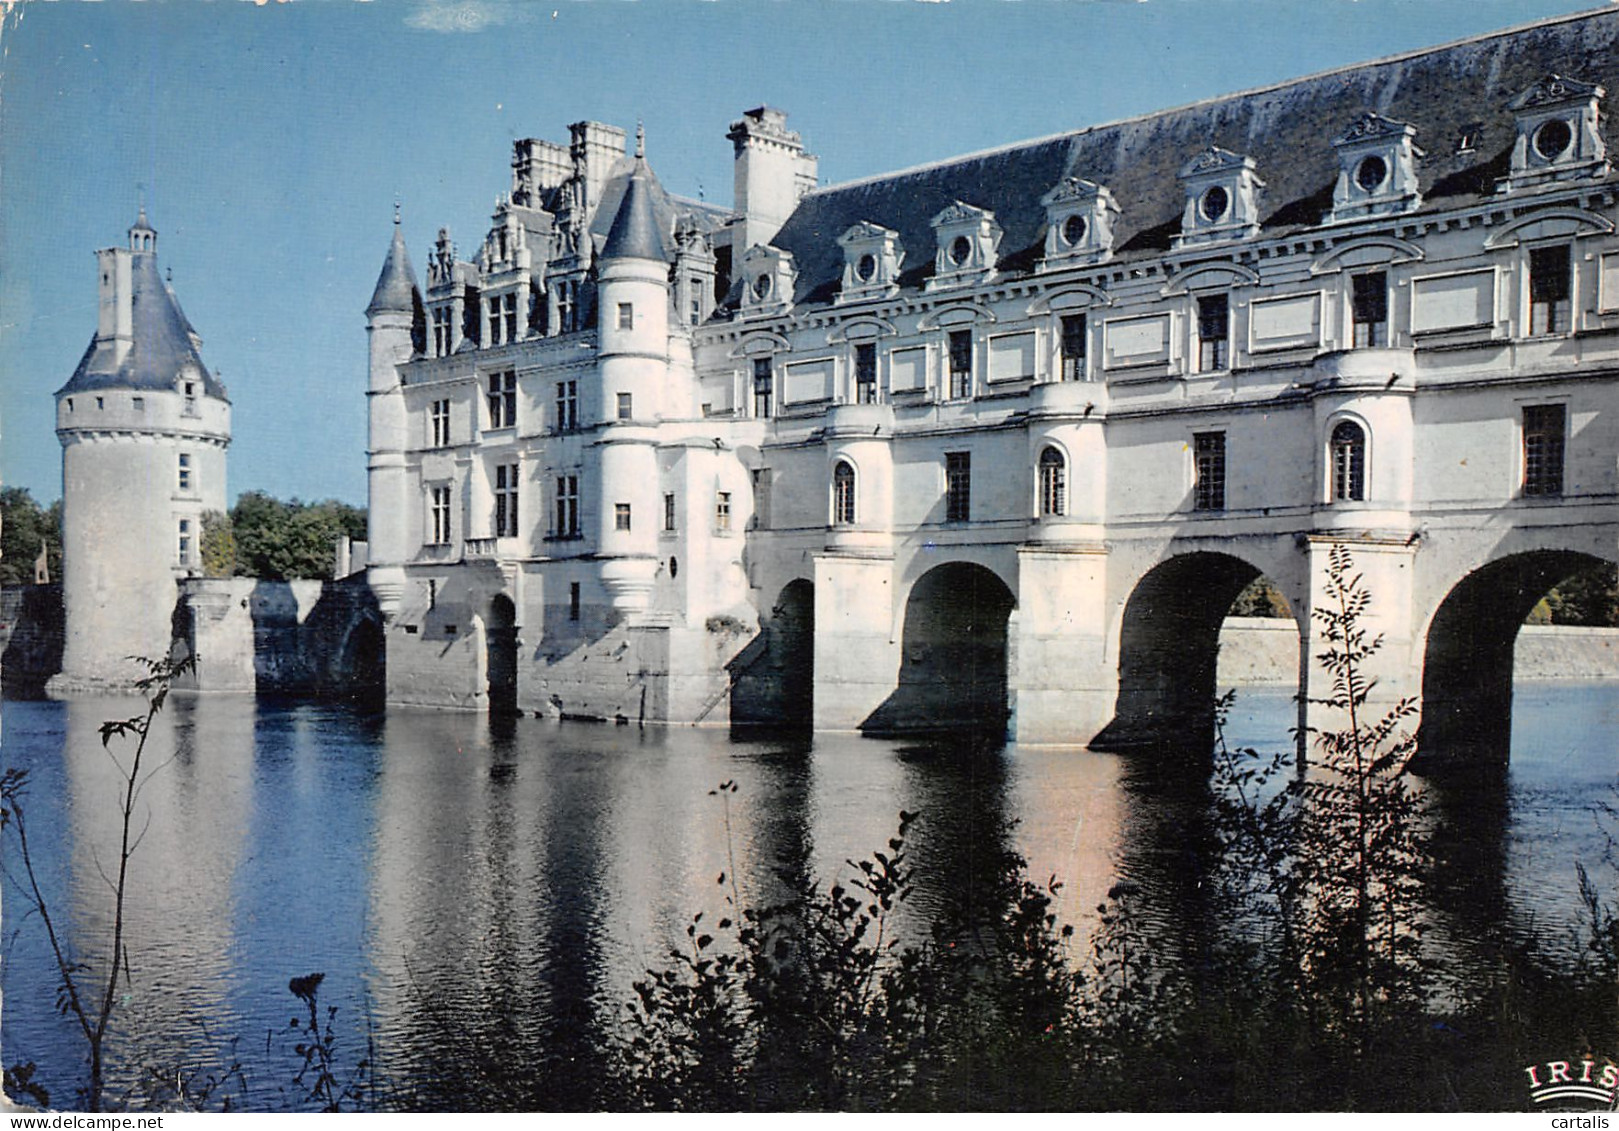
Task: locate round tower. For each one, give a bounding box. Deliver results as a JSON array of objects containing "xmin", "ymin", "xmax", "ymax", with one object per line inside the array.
[
  {"xmin": 364, "ymin": 209, "xmax": 423, "ymax": 622},
  {"xmin": 53, "ymin": 211, "xmax": 231, "ymax": 688},
  {"xmin": 593, "ymin": 132, "xmax": 671, "ymax": 613}
]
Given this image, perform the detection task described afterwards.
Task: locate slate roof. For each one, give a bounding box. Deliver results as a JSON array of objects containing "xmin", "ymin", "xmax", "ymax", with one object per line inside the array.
[
  {"xmin": 769, "ymin": 7, "xmax": 1619, "ymax": 307},
  {"xmin": 600, "ymin": 156, "xmax": 670, "ymax": 262},
  {"xmin": 57, "ymin": 250, "xmax": 226, "ymax": 400},
  {"xmin": 368, "ymin": 219, "xmax": 421, "ymax": 316},
  {"xmin": 589, "ymin": 157, "xmax": 728, "ymax": 253}
]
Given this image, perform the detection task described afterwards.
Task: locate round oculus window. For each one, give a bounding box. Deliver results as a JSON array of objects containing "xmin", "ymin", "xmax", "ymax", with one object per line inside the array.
[
  {"xmin": 1199, "ymin": 185, "xmax": 1229, "ymax": 223},
  {"xmin": 752, "ymin": 273, "xmax": 773, "ymax": 300},
  {"xmin": 1533, "ymin": 118, "xmax": 1573, "ymax": 161},
  {"xmin": 948, "ymin": 235, "xmax": 972, "ymax": 267},
  {"xmin": 855, "ymin": 253, "xmax": 877, "ymax": 283},
  {"xmin": 1354, "ymin": 154, "xmax": 1388, "ymax": 192},
  {"xmin": 1061, "ymin": 214, "xmax": 1088, "ymax": 246}
]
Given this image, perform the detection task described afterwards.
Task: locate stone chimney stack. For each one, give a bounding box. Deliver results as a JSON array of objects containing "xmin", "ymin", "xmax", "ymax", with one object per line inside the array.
[{"xmin": 728, "ymin": 107, "xmax": 818, "ymax": 251}]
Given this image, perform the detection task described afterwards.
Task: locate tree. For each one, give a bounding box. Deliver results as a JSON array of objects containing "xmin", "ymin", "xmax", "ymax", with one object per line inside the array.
[
  {"xmin": 199, "ymin": 510, "xmax": 237, "ymax": 578},
  {"xmin": 229, "ymin": 492, "xmax": 366, "ymax": 581},
  {"xmin": 0, "ymin": 488, "xmax": 62, "ymax": 586}
]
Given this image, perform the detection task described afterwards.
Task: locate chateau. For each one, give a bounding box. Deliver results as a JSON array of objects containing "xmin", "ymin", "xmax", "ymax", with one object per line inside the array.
[{"xmin": 364, "ymin": 9, "xmax": 1619, "ymax": 752}]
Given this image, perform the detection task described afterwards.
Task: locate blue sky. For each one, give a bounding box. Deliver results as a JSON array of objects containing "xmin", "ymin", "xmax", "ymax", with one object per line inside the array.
[{"xmin": 1, "ymin": 0, "xmax": 1609, "ymax": 507}]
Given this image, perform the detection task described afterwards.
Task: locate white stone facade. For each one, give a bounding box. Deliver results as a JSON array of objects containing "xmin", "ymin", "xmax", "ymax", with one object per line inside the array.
[{"xmin": 366, "ymin": 11, "xmax": 1619, "ymax": 759}]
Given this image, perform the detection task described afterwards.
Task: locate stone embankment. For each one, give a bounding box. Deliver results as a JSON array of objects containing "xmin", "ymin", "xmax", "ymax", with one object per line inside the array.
[{"xmin": 1218, "ymin": 616, "xmax": 1619, "ymax": 685}]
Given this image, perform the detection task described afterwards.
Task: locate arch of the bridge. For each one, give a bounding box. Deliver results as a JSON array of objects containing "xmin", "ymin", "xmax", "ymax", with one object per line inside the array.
[
  {"xmin": 1418, "ymin": 548, "xmax": 1612, "ymax": 768},
  {"xmin": 485, "ymin": 592, "xmax": 518, "ymax": 716},
  {"xmin": 860, "ymin": 560, "xmax": 1017, "ymax": 735},
  {"xmin": 728, "ymin": 576, "xmax": 814, "ymax": 728},
  {"xmin": 1095, "ymin": 550, "xmax": 1298, "ymax": 755}
]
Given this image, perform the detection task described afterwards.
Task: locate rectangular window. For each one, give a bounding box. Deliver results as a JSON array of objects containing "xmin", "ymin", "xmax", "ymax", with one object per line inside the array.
[
  {"xmin": 494, "ymin": 462, "xmax": 519, "ymax": 536},
  {"xmin": 716, "ymin": 491, "xmax": 732, "ymax": 533},
  {"xmin": 1193, "ymin": 432, "xmax": 1227, "ymax": 511},
  {"xmin": 663, "ymin": 492, "xmax": 676, "ymax": 532},
  {"xmin": 555, "ymin": 380, "xmax": 578, "ymax": 432},
  {"xmin": 855, "ymin": 343, "xmax": 878, "ymax": 404},
  {"xmin": 1060, "ymin": 314, "xmax": 1088, "ymax": 380},
  {"xmin": 1351, "ymin": 272, "xmax": 1388, "ymax": 347},
  {"xmin": 554, "ymin": 475, "xmax": 579, "ymax": 537},
  {"xmin": 177, "ymin": 519, "xmax": 191, "ymax": 566},
  {"xmin": 615, "ymin": 503, "xmax": 632, "ymax": 532},
  {"xmin": 504, "ymin": 293, "xmax": 519, "ymax": 342},
  {"xmin": 432, "ymin": 307, "xmax": 450, "ymax": 356},
  {"xmin": 616, "ymin": 392, "xmax": 633, "ymax": 421},
  {"xmin": 569, "ymin": 581, "xmax": 581, "ymax": 621},
  {"xmin": 689, "ymin": 292, "xmax": 702, "ymax": 327},
  {"xmin": 486, "ymin": 370, "xmax": 516, "ymax": 429},
  {"xmin": 1529, "ymin": 245, "xmax": 1572, "ymax": 335},
  {"xmin": 753, "ymin": 358, "xmax": 774, "ymax": 419},
  {"xmin": 751, "ymin": 469, "xmax": 771, "ymax": 530},
  {"xmin": 488, "ymin": 297, "xmax": 503, "ymax": 346},
  {"xmin": 617, "ymin": 302, "xmax": 634, "ymax": 330},
  {"xmin": 430, "ymin": 399, "xmax": 451, "ymax": 447},
  {"xmin": 1522, "ymin": 403, "xmax": 1566, "ymax": 497},
  {"xmin": 1197, "ymin": 295, "xmax": 1230, "ymax": 371},
  {"xmin": 178, "ymin": 453, "xmax": 192, "ymax": 493},
  {"xmin": 132, "ymin": 396, "xmax": 145, "ymax": 412},
  {"xmin": 948, "ymin": 330, "xmax": 973, "ymax": 399},
  {"xmin": 430, "ymin": 486, "xmax": 452, "ymax": 545},
  {"xmin": 945, "ymin": 452, "xmax": 971, "ymax": 522}
]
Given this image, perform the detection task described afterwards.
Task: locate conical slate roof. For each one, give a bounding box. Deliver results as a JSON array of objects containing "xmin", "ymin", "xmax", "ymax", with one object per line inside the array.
[
  {"xmin": 600, "ymin": 156, "xmax": 669, "ymax": 263},
  {"xmin": 56, "ymin": 250, "xmax": 225, "ymax": 400},
  {"xmin": 367, "ymin": 218, "xmax": 421, "ymax": 316}
]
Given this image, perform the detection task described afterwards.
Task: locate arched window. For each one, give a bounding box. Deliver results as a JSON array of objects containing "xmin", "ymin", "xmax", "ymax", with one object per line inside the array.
[
  {"xmin": 1330, "ymin": 420, "xmax": 1366, "ymax": 502},
  {"xmin": 1038, "ymin": 447, "xmax": 1067, "ymax": 516},
  {"xmin": 832, "ymin": 460, "xmax": 856, "ymax": 525}
]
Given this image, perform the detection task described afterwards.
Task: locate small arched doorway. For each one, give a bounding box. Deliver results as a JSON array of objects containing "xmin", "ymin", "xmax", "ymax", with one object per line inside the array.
[{"xmin": 486, "ymin": 593, "xmax": 518, "ymax": 717}]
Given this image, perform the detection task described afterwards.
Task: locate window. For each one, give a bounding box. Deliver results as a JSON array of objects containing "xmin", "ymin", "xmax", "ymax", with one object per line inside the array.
[
  {"xmin": 948, "ymin": 330, "xmax": 973, "ymax": 399},
  {"xmin": 945, "ymin": 452, "xmax": 971, "ymax": 522},
  {"xmin": 832, "ymin": 461, "xmax": 856, "ymax": 525},
  {"xmin": 504, "ymin": 293, "xmax": 518, "ymax": 342},
  {"xmin": 177, "ymin": 453, "xmax": 192, "ymax": 493},
  {"xmin": 430, "ymin": 486, "xmax": 452, "ymax": 545},
  {"xmin": 132, "ymin": 396, "xmax": 145, "ymax": 412},
  {"xmin": 753, "ymin": 358, "xmax": 774, "ymax": 419},
  {"xmin": 716, "ymin": 491, "xmax": 732, "ymax": 532},
  {"xmin": 486, "ymin": 370, "xmax": 516, "ymax": 429},
  {"xmin": 96, "ymin": 397, "xmax": 105, "ymax": 410},
  {"xmin": 663, "ymin": 492, "xmax": 676, "ymax": 532},
  {"xmin": 495, "ymin": 462, "xmax": 520, "ymax": 536},
  {"xmin": 855, "ymin": 343, "xmax": 878, "ymax": 404},
  {"xmin": 689, "ymin": 292, "xmax": 702, "ymax": 327},
  {"xmin": 1197, "ymin": 295, "xmax": 1230, "ymax": 371},
  {"xmin": 615, "ymin": 503, "xmax": 632, "ymax": 532},
  {"xmin": 1351, "ymin": 272, "xmax": 1388, "ymax": 347},
  {"xmin": 430, "ymin": 399, "xmax": 451, "ymax": 447},
  {"xmin": 488, "ymin": 297, "xmax": 503, "ymax": 346},
  {"xmin": 1529, "ymin": 246, "xmax": 1571, "ymax": 335},
  {"xmin": 555, "ymin": 475, "xmax": 579, "ymax": 537},
  {"xmin": 616, "ymin": 392, "xmax": 633, "ymax": 421},
  {"xmin": 617, "ymin": 302, "xmax": 634, "ymax": 330},
  {"xmin": 555, "ymin": 380, "xmax": 578, "ymax": 432},
  {"xmin": 1330, "ymin": 421, "xmax": 1366, "ymax": 502},
  {"xmin": 569, "ymin": 581, "xmax": 581, "ymax": 621},
  {"xmin": 1523, "ymin": 404, "xmax": 1566, "ymax": 497},
  {"xmin": 1193, "ymin": 432, "xmax": 1226, "ymax": 511},
  {"xmin": 751, "ymin": 469, "xmax": 771, "ymax": 530},
  {"xmin": 432, "ymin": 307, "xmax": 451, "ymax": 356},
  {"xmin": 1060, "ymin": 314, "xmax": 1087, "ymax": 381},
  {"xmin": 1038, "ymin": 447, "xmax": 1066, "ymax": 516},
  {"xmin": 177, "ymin": 519, "xmax": 192, "ymax": 566}
]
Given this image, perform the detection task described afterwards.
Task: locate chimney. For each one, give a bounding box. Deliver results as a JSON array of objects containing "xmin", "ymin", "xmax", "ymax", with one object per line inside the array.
[{"xmin": 728, "ymin": 107, "xmax": 818, "ymax": 251}]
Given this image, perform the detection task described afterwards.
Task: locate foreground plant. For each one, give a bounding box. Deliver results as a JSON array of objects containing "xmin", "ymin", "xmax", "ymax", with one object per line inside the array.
[{"xmin": 2, "ymin": 654, "xmax": 195, "ymax": 1111}]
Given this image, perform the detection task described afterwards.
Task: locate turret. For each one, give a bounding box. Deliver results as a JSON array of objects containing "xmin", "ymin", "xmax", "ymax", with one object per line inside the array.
[
  {"xmin": 53, "ymin": 212, "xmax": 230, "ymax": 688},
  {"xmin": 365, "ymin": 210, "xmax": 422, "ymax": 620}
]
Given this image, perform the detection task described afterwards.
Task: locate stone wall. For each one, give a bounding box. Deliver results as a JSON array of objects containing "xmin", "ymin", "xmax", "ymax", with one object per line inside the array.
[
  {"xmin": 1217, "ymin": 616, "xmax": 1619, "ymax": 686},
  {"xmin": 0, "ymin": 584, "xmax": 64, "ymax": 693}
]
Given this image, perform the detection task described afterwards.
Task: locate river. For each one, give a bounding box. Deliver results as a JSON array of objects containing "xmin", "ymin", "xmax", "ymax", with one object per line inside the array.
[{"xmin": 1, "ymin": 680, "xmax": 1615, "ymax": 1110}]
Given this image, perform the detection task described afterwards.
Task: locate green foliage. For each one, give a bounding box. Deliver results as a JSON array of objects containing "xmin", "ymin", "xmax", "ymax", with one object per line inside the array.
[
  {"xmin": 199, "ymin": 510, "xmax": 237, "ymax": 578},
  {"xmin": 229, "ymin": 491, "xmax": 366, "ymax": 581},
  {"xmin": 0, "ymin": 487, "xmax": 61, "ymax": 585},
  {"xmin": 1542, "ymin": 562, "xmax": 1619, "ymax": 628},
  {"xmin": 1229, "ymin": 575, "xmax": 1292, "ymax": 618}
]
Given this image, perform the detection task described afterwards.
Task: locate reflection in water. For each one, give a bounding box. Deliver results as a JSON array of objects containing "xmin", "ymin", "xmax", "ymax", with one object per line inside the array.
[{"xmin": 1, "ymin": 682, "xmax": 1614, "ymax": 1110}]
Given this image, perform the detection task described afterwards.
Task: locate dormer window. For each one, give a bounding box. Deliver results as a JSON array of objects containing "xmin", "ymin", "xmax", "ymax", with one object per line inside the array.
[
  {"xmin": 927, "ymin": 201, "xmax": 1001, "ymax": 291},
  {"xmin": 836, "ymin": 221, "xmax": 903, "ymax": 304},
  {"xmin": 1501, "ymin": 74, "xmax": 1608, "ymax": 192},
  {"xmin": 1327, "ymin": 113, "xmax": 1422, "ymax": 223},
  {"xmin": 1037, "ymin": 177, "xmax": 1118, "ymax": 272},
  {"xmin": 739, "ymin": 245, "xmax": 795, "ymax": 315},
  {"xmin": 1175, "ymin": 148, "xmax": 1264, "ymax": 247}
]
